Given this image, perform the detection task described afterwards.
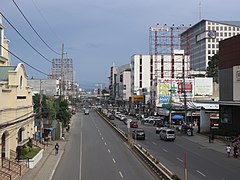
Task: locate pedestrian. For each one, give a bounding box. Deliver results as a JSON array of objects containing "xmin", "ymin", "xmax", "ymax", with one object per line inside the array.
[
  {"xmin": 209, "ymin": 135, "xmax": 212, "ymax": 143},
  {"xmin": 226, "ymin": 144, "xmax": 231, "ymax": 157},
  {"xmin": 233, "ymin": 145, "xmax": 239, "ymax": 158},
  {"xmin": 55, "ymin": 143, "xmax": 59, "ymax": 155},
  {"xmin": 211, "ymin": 134, "xmax": 214, "ymax": 143}
]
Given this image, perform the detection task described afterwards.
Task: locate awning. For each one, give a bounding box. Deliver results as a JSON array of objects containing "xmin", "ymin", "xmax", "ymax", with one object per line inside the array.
[
  {"xmin": 44, "ymin": 128, "xmax": 55, "ymax": 131},
  {"xmin": 172, "ymin": 114, "xmax": 184, "ymax": 120}
]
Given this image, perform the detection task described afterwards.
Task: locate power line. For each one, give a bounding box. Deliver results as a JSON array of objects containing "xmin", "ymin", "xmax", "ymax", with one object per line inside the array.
[
  {"xmin": 0, "ymin": 12, "xmax": 52, "ymax": 63},
  {"xmin": 12, "ymin": 0, "xmax": 61, "ymax": 55},
  {"xmin": 31, "ymin": 0, "xmax": 62, "ymax": 44},
  {"xmin": 0, "ymin": 44, "xmax": 49, "ymax": 76}
]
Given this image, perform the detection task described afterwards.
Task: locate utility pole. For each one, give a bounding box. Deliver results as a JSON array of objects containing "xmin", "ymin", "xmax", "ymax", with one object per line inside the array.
[
  {"xmin": 39, "ymin": 79, "xmax": 43, "ymax": 143},
  {"xmin": 60, "ymin": 43, "xmax": 64, "ymax": 99},
  {"xmin": 60, "ymin": 43, "xmax": 65, "ymax": 139}
]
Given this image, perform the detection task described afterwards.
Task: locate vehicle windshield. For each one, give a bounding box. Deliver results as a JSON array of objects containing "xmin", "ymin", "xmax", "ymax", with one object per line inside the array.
[{"xmin": 167, "ymin": 131, "xmax": 175, "ymax": 134}]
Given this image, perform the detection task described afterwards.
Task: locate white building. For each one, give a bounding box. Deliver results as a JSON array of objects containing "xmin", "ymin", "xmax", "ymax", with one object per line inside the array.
[
  {"xmin": 116, "ymin": 64, "xmax": 131, "ymax": 101},
  {"xmin": 181, "ymin": 20, "xmax": 240, "ymax": 71},
  {"xmin": 28, "ymin": 79, "xmax": 59, "ymax": 97}
]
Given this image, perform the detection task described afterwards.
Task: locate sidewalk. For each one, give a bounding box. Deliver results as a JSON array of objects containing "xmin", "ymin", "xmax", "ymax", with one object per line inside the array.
[
  {"xmin": 20, "ymin": 132, "xmax": 69, "ymax": 180},
  {"xmin": 181, "ymin": 130, "xmax": 227, "ymax": 154}
]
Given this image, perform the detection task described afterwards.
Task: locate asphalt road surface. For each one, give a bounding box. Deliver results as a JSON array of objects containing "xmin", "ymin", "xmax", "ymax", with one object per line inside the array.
[
  {"xmin": 52, "ymin": 110, "xmax": 155, "ymax": 180},
  {"xmin": 113, "ymin": 115, "xmax": 240, "ymax": 180}
]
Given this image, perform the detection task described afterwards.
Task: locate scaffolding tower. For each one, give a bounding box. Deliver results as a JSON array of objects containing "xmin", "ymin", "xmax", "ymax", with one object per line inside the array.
[
  {"xmin": 149, "ymin": 24, "xmax": 190, "ymax": 82},
  {"xmin": 50, "ymin": 58, "xmax": 74, "ymax": 97}
]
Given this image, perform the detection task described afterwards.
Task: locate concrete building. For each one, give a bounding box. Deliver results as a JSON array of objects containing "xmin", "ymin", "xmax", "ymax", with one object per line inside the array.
[
  {"xmin": 181, "ymin": 20, "xmax": 240, "ymax": 71},
  {"xmin": 115, "ymin": 64, "xmax": 131, "ymax": 102},
  {"xmin": 0, "ymin": 16, "xmax": 34, "ymax": 159},
  {"xmin": 28, "ymin": 79, "xmax": 59, "ymax": 97},
  {"xmin": 108, "ymin": 64, "xmax": 131, "ymax": 105},
  {"xmin": 131, "ymin": 54, "xmax": 190, "ymax": 109},
  {"xmin": 219, "ymin": 34, "xmax": 240, "ymax": 134},
  {"xmin": 109, "ymin": 65, "xmax": 117, "ymax": 102}
]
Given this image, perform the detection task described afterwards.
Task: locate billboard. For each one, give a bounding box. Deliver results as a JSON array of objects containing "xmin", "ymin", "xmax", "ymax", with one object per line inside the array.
[
  {"xmin": 194, "ymin": 77, "xmax": 213, "ymax": 96},
  {"xmin": 156, "ymin": 78, "xmax": 194, "ymax": 107}
]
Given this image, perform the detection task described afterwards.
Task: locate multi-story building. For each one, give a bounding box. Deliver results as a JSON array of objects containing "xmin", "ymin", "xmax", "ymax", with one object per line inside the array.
[
  {"xmin": 181, "ymin": 20, "xmax": 240, "ymax": 71},
  {"xmin": 115, "ymin": 64, "xmax": 131, "ymax": 102},
  {"xmin": 109, "ymin": 65, "xmax": 117, "ymax": 102},
  {"xmin": 219, "ymin": 34, "xmax": 240, "ymax": 134},
  {"xmin": 28, "ymin": 79, "xmax": 59, "ymax": 97},
  {"xmin": 131, "ymin": 54, "xmax": 190, "ymax": 110},
  {"xmin": 0, "ymin": 16, "xmax": 34, "ymax": 159}
]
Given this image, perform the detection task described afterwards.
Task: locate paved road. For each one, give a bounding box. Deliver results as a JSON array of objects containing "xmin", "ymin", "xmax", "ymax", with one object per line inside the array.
[
  {"xmin": 113, "ymin": 116, "xmax": 240, "ymax": 180},
  {"xmin": 52, "ymin": 110, "xmax": 155, "ymax": 180}
]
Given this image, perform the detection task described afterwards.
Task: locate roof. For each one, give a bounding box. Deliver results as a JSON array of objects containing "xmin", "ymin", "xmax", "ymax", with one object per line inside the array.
[
  {"xmin": 0, "ymin": 66, "xmax": 16, "ymax": 81},
  {"xmin": 182, "ymin": 19, "xmax": 240, "ymax": 34}
]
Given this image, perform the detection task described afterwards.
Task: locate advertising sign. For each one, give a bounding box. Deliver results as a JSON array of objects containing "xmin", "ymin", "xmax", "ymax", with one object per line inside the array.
[
  {"xmin": 156, "ymin": 78, "xmax": 194, "ymax": 107},
  {"xmin": 194, "ymin": 77, "xmax": 213, "ymax": 96}
]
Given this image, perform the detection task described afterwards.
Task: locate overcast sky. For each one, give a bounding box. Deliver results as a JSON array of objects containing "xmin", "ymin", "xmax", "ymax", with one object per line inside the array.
[{"xmin": 1, "ymin": 0, "xmax": 240, "ymax": 89}]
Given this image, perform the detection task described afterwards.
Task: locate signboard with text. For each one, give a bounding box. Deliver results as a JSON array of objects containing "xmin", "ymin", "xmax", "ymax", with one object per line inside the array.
[{"xmin": 156, "ymin": 78, "xmax": 194, "ymax": 107}]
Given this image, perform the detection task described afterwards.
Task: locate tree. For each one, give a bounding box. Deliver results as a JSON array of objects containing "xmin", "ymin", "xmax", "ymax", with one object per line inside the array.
[
  {"xmin": 55, "ymin": 98, "xmax": 72, "ymax": 126},
  {"xmin": 33, "ymin": 94, "xmax": 72, "ymax": 126},
  {"xmin": 206, "ymin": 53, "xmax": 219, "ymax": 83}
]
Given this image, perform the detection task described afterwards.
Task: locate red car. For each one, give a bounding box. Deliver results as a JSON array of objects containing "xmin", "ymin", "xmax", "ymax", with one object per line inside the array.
[{"xmin": 130, "ymin": 121, "xmax": 138, "ymax": 128}]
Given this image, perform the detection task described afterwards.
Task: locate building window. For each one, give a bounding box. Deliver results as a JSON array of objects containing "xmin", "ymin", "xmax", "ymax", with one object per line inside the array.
[
  {"xmin": 20, "ymin": 76, "xmax": 23, "ymax": 89},
  {"xmin": 120, "ymin": 74, "xmax": 123, "ymax": 82},
  {"xmin": 140, "ymin": 58, "xmax": 142, "ymax": 65},
  {"xmin": 140, "ymin": 66, "xmax": 142, "ymax": 72},
  {"xmin": 140, "ymin": 74, "xmax": 142, "ymax": 80},
  {"xmin": 140, "ymin": 81, "xmax": 142, "ymax": 88}
]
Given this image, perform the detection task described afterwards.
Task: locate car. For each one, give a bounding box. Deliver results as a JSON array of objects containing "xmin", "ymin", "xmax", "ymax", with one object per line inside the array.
[
  {"xmin": 143, "ymin": 116, "xmax": 155, "ymax": 123},
  {"xmin": 155, "ymin": 121, "xmax": 169, "ymax": 134},
  {"xmin": 84, "ymin": 108, "xmax": 90, "ymax": 115},
  {"xmin": 132, "ymin": 129, "xmax": 145, "ymax": 140},
  {"xmin": 130, "ymin": 120, "xmax": 138, "ymax": 128},
  {"xmin": 159, "ymin": 128, "xmax": 175, "ymax": 141}
]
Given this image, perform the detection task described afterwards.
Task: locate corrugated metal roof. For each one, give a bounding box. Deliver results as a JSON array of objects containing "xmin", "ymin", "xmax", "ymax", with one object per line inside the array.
[{"xmin": 0, "ymin": 66, "xmax": 16, "ymax": 81}]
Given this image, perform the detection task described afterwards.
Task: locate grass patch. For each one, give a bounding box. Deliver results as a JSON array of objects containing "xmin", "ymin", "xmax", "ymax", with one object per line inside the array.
[{"xmin": 19, "ymin": 147, "xmax": 41, "ymax": 159}]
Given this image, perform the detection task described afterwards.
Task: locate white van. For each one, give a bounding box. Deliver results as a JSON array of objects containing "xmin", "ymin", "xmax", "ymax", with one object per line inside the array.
[{"xmin": 159, "ymin": 128, "xmax": 176, "ymax": 141}]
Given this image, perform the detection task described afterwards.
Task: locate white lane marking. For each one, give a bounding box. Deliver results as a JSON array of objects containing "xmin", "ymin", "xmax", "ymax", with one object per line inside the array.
[
  {"xmin": 108, "ymin": 149, "xmax": 111, "ymax": 153},
  {"xmin": 101, "ymin": 137, "xmax": 104, "ymax": 140},
  {"xmin": 98, "ymin": 129, "xmax": 100, "ymax": 132},
  {"xmin": 162, "ymin": 148, "xmax": 168, "ymax": 152},
  {"xmin": 196, "ymin": 170, "xmax": 206, "ymax": 177},
  {"xmin": 104, "ymin": 142, "xmax": 107, "ymax": 146},
  {"xmin": 119, "ymin": 171, "xmax": 124, "ymax": 178},
  {"xmin": 112, "ymin": 158, "xmax": 116, "ymax": 163},
  {"xmin": 79, "ymin": 116, "xmax": 83, "ymax": 180},
  {"xmin": 99, "ymin": 133, "xmax": 102, "ymax": 136},
  {"xmin": 177, "ymin": 158, "xmax": 183, "ymax": 163},
  {"xmin": 152, "ymin": 142, "xmax": 157, "ymax": 145}
]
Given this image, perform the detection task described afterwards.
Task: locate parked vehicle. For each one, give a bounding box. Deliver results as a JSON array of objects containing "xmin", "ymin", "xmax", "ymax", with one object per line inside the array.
[
  {"xmin": 143, "ymin": 116, "xmax": 155, "ymax": 123},
  {"xmin": 159, "ymin": 128, "xmax": 176, "ymax": 141},
  {"xmin": 132, "ymin": 129, "xmax": 145, "ymax": 140}
]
